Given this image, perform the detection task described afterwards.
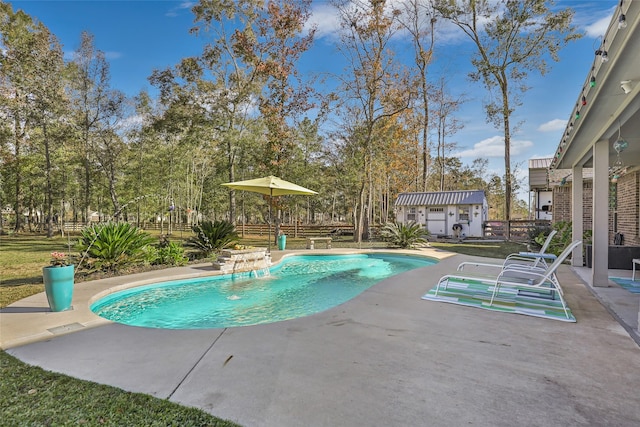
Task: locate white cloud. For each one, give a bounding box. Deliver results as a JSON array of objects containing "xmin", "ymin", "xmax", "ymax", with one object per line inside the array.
[
  {"xmin": 105, "ymin": 51, "xmax": 122, "ymax": 60},
  {"xmin": 455, "ymin": 135, "xmax": 533, "ymax": 158},
  {"xmin": 166, "ymin": 1, "xmax": 194, "ymax": 18},
  {"xmin": 308, "ymin": 4, "xmax": 342, "ymax": 40},
  {"xmin": 537, "ymin": 119, "xmax": 566, "ymax": 132},
  {"xmin": 119, "ymin": 114, "xmax": 144, "ymax": 131},
  {"xmin": 584, "ymin": 14, "xmax": 612, "ymax": 38},
  {"xmin": 308, "ymin": 0, "xmax": 466, "ymax": 43}
]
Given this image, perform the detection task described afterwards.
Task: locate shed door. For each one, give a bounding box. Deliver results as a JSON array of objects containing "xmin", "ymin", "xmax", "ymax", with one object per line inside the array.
[{"xmin": 426, "ymin": 207, "xmax": 446, "ymax": 235}]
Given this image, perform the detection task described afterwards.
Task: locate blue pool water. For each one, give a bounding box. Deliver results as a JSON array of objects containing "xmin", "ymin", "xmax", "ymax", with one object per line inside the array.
[{"xmin": 91, "ymin": 253, "xmax": 436, "ymax": 329}]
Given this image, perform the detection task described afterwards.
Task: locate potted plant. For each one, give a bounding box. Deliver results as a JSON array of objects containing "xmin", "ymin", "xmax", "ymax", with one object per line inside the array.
[{"xmin": 43, "ymin": 251, "xmax": 74, "ymax": 312}]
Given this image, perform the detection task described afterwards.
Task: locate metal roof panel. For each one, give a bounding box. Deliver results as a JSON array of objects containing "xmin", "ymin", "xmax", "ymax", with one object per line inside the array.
[{"xmin": 395, "ymin": 190, "xmax": 486, "ymax": 206}]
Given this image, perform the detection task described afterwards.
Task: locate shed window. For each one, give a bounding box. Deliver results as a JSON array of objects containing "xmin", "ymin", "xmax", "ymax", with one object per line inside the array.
[
  {"xmin": 458, "ymin": 206, "xmax": 469, "ymax": 221},
  {"xmin": 407, "ymin": 207, "xmax": 416, "ymax": 221}
]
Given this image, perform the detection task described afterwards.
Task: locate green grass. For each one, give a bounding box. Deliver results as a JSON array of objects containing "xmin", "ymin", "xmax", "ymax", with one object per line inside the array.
[
  {"xmin": 1, "ymin": 232, "xmax": 238, "ymax": 426},
  {"xmin": 0, "ymin": 232, "xmax": 524, "ymax": 426},
  {"xmin": 430, "ymin": 240, "xmax": 527, "ymax": 258},
  {"xmin": 0, "ymin": 351, "xmax": 239, "ymax": 426}
]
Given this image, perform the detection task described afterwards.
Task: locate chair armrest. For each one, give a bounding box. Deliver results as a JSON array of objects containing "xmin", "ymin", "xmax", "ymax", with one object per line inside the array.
[{"xmin": 517, "ymin": 252, "xmax": 557, "ymax": 260}]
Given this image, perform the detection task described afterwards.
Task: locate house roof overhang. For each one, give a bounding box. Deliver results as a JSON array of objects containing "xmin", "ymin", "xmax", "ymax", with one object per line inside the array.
[{"xmin": 552, "ymin": 0, "xmax": 640, "ymax": 172}]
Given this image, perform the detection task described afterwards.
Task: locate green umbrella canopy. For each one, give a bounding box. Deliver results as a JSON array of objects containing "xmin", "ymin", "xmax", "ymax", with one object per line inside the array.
[
  {"xmin": 221, "ymin": 175, "xmax": 317, "ymax": 252},
  {"xmin": 221, "ymin": 175, "xmax": 318, "ymax": 196}
]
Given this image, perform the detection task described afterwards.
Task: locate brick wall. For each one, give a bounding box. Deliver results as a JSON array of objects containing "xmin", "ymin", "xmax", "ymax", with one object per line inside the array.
[
  {"xmin": 552, "ymin": 173, "xmax": 639, "ymax": 245},
  {"xmin": 552, "ymin": 181, "xmax": 593, "ymax": 230},
  {"xmin": 616, "ymin": 171, "xmax": 639, "ymax": 245}
]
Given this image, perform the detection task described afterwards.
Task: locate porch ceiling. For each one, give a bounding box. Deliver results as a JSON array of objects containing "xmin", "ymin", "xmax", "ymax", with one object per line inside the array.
[{"xmin": 554, "ymin": 0, "xmax": 640, "ymax": 171}]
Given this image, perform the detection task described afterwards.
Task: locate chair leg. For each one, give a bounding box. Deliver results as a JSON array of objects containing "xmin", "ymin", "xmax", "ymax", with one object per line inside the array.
[
  {"xmin": 489, "ymin": 281, "xmax": 500, "ymax": 306},
  {"xmin": 434, "ymin": 277, "xmax": 448, "ymax": 296}
]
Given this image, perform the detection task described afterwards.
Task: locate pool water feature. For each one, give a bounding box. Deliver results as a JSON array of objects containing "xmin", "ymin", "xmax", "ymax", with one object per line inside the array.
[{"xmin": 91, "ymin": 253, "xmax": 436, "ymax": 329}]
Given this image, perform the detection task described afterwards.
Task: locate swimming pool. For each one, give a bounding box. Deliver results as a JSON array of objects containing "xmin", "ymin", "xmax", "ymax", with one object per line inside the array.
[{"xmin": 91, "ymin": 253, "xmax": 436, "ymax": 329}]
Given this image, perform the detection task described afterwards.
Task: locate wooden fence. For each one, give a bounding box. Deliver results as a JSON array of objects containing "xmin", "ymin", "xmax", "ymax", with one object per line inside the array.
[
  {"xmin": 236, "ymin": 224, "xmax": 357, "ymax": 238},
  {"xmin": 482, "ymin": 220, "xmax": 551, "ymax": 241},
  {"xmin": 60, "ymin": 220, "xmax": 550, "ymax": 242}
]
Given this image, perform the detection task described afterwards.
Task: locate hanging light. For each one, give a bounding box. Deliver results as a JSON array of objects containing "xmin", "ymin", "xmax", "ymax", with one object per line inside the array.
[
  {"xmin": 619, "ymin": 14, "xmax": 627, "ymax": 29},
  {"xmin": 595, "ymin": 49, "xmax": 609, "ymax": 62},
  {"xmin": 575, "ymin": 110, "xmax": 580, "ymax": 120},
  {"xmin": 590, "ymin": 76, "xmax": 596, "ymax": 87},
  {"xmin": 614, "ymin": 122, "xmax": 628, "ymax": 153},
  {"xmin": 568, "ymin": 122, "xmax": 574, "ymax": 132},
  {"xmin": 581, "ymin": 95, "xmax": 587, "ymax": 106}
]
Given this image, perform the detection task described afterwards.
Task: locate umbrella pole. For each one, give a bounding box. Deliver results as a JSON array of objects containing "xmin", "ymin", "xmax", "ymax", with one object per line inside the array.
[{"xmin": 268, "ymin": 190, "xmax": 272, "ymax": 253}]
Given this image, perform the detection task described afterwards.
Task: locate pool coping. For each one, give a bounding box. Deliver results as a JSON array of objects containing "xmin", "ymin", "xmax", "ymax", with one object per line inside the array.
[{"xmin": 0, "ymin": 247, "xmax": 452, "ymax": 350}]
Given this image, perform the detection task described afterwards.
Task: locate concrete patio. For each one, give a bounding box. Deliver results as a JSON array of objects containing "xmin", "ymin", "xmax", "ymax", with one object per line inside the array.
[{"xmin": 2, "ymin": 248, "xmax": 639, "ymax": 426}]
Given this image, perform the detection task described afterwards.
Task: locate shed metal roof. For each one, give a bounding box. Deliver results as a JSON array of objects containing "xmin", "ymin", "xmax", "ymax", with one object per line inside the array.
[
  {"xmin": 528, "ymin": 158, "xmax": 552, "ymax": 170},
  {"xmin": 395, "ymin": 190, "xmax": 486, "ymax": 206}
]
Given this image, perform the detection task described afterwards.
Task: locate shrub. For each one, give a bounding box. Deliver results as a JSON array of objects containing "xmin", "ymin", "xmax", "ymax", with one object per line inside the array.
[
  {"xmin": 533, "ymin": 221, "xmax": 591, "ymax": 257},
  {"xmin": 76, "ymin": 222, "xmax": 156, "ymax": 272},
  {"xmin": 527, "ymin": 225, "xmax": 553, "ymax": 249},
  {"xmin": 380, "ymin": 221, "xmax": 429, "ymax": 249},
  {"xmin": 157, "ymin": 241, "xmax": 188, "ymax": 266},
  {"xmin": 187, "ymin": 220, "xmax": 239, "ymax": 256}
]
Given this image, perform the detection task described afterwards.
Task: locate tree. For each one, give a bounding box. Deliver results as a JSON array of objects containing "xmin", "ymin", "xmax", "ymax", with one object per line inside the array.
[
  {"xmin": 1, "ymin": 4, "xmax": 40, "ymax": 232},
  {"xmin": 0, "ymin": 3, "xmax": 69, "ymax": 235},
  {"xmin": 67, "ymin": 31, "xmax": 122, "ymax": 223},
  {"xmin": 185, "ymin": 0, "xmax": 270, "ymax": 224},
  {"xmin": 435, "ymin": 0, "xmax": 581, "ymax": 231},
  {"xmin": 253, "ymin": 0, "xmax": 315, "ymax": 177},
  {"xmin": 397, "ymin": 0, "xmax": 437, "ymax": 191},
  {"xmin": 430, "ymin": 76, "xmax": 465, "ymax": 191},
  {"xmin": 29, "ymin": 25, "xmax": 69, "ymax": 237},
  {"xmin": 334, "ymin": 0, "xmax": 415, "ymax": 242}
]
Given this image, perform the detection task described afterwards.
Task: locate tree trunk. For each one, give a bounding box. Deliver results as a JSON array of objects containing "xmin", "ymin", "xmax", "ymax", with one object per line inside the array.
[
  {"xmin": 13, "ymin": 121, "xmax": 23, "ymax": 233},
  {"xmin": 43, "ymin": 120, "xmax": 54, "ymax": 238},
  {"xmin": 502, "ymin": 77, "xmax": 512, "ymax": 239},
  {"xmin": 108, "ymin": 164, "xmax": 121, "ymax": 220}
]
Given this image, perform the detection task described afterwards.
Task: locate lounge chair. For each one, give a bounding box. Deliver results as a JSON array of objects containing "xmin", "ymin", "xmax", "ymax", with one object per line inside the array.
[
  {"xmin": 457, "ymin": 229, "xmax": 558, "ymax": 272},
  {"xmin": 434, "ymin": 240, "xmax": 582, "ymax": 320}
]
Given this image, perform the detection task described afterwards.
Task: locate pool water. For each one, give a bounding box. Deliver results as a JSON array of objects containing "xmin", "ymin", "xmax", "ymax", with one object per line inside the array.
[{"xmin": 90, "ymin": 253, "xmax": 436, "ymax": 329}]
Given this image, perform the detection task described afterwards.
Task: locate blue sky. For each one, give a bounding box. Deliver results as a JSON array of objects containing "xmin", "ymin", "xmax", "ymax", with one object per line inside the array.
[{"xmin": 7, "ymin": 0, "xmax": 619, "ymax": 197}]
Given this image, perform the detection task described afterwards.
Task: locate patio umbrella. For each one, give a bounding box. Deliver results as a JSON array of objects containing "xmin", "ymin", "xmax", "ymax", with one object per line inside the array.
[{"xmin": 221, "ymin": 175, "xmax": 318, "ymax": 252}]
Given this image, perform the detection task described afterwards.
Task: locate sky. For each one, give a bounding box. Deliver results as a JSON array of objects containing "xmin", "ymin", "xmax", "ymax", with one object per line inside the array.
[{"xmin": 6, "ymin": 0, "xmax": 620, "ymax": 199}]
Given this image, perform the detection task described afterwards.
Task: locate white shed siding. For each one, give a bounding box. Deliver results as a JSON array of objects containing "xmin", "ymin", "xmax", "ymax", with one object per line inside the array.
[{"xmin": 395, "ymin": 191, "xmax": 488, "ymax": 237}]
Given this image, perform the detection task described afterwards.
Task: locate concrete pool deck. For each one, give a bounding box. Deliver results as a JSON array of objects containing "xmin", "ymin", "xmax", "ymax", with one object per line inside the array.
[{"xmin": 2, "ymin": 248, "xmax": 640, "ymax": 426}]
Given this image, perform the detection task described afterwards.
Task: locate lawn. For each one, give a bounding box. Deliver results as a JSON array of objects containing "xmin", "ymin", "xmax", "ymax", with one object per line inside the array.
[{"xmin": 0, "ymin": 232, "xmax": 525, "ymax": 426}]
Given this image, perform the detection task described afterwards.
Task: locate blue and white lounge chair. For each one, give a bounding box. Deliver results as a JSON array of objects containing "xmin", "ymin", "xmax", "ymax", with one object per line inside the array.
[{"xmin": 435, "ymin": 240, "xmax": 582, "ymax": 320}]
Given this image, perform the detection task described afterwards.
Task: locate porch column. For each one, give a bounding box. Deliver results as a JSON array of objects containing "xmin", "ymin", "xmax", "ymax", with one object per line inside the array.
[
  {"xmin": 571, "ymin": 164, "xmax": 583, "ymax": 266},
  {"xmin": 591, "ymin": 139, "xmax": 609, "ymax": 287}
]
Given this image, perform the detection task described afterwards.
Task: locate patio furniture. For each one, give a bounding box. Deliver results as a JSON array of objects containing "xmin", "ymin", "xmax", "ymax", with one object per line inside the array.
[
  {"xmin": 457, "ymin": 229, "xmax": 558, "ymax": 272},
  {"xmin": 307, "ymin": 237, "xmax": 332, "ymax": 250},
  {"xmin": 435, "ymin": 240, "xmax": 582, "ymax": 320}
]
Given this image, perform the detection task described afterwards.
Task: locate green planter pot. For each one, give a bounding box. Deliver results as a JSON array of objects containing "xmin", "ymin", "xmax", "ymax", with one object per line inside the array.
[{"xmin": 43, "ymin": 265, "xmax": 74, "ymax": 312}]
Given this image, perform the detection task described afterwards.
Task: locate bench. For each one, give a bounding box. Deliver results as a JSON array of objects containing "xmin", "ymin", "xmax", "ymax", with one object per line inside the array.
[{"xmin": 306, "ymin": 237, "xmax": 332, "ymax": 250}]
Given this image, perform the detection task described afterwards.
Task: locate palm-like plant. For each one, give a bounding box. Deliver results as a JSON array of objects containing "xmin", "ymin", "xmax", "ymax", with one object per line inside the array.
[
  {"xmin": 381, "ymin": 221, "xmax": 429, "ymax": 249},
  {"xmin": 187, "ymin": 220, "xmax": 239, "ymax": 256},
  {"xmin": 77, "ymin": 222, "xmax": 156, "ymax": 272}
]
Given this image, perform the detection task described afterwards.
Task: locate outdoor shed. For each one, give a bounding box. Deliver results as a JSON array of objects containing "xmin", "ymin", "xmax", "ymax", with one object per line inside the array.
[{"xmin": 394, "ymin": 190, "xmax": 488, "ymax": 238}]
